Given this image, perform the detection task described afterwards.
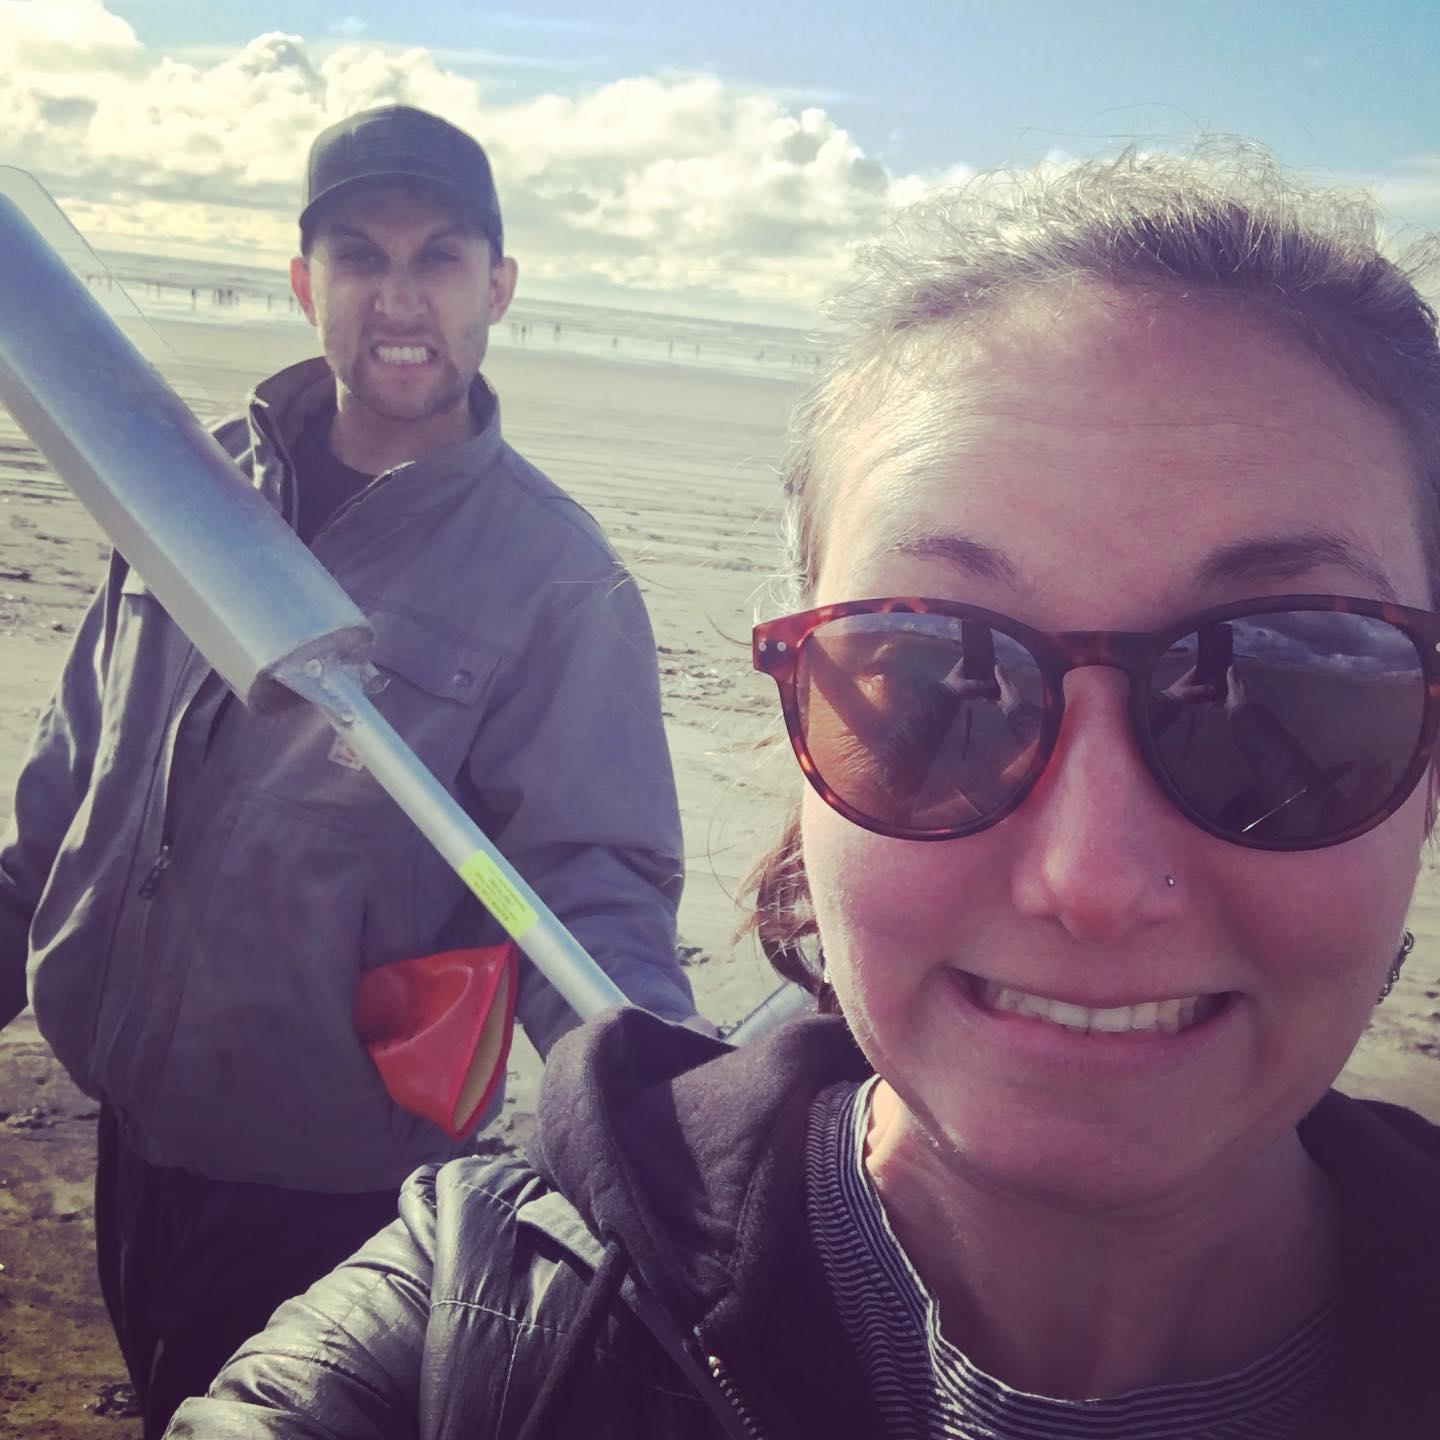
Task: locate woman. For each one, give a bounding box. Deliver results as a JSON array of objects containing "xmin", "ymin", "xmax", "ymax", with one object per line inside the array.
[{"xmin": 168, "ymin": 146, "xmax": 1440, "ymax": 1438}]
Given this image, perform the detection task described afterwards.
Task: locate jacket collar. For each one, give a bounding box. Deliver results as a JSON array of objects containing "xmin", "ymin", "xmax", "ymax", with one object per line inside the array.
[
  {"xmin": 531, "ymin": 1009, "xmax": 866, "ymax": 1321},
  {"xmin": 531, "ymin": 1008, "xmax": 883, "ymax": 1438},
  {"xmin": 244, "ymin": 355, "xmax": 505, "ymax": 516}
]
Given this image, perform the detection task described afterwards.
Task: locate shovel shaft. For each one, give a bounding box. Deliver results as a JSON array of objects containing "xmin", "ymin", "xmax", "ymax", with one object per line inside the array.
[
  {"xmin": 724, "ymin": 981, "xmax": 814, "ymax": 1046},
  {"xmin": 278, "ymin": 658, "xmax": 627, "ymax": 1024},
  {"xmin": 0, "ymin": 192, "xmax": 372, "ymax": 709}
]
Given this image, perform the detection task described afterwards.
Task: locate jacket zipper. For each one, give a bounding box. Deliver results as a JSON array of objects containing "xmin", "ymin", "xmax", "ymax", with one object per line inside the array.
[
  {"xmin": 132, "ymin": 667, "xmax": 205, "ymax": 900},
  {"xmin": 133, "ymin": 658, "xmax": 214, "ymax": 900},
  {"xmin": 316, "ymin": 464, "xmax": 398, "ymax": 542},
  {"xmin": 136, "ymin": 844, "xmax": 172, "ymax": 898},
  {"xmin": 134, "ymin": 403, "xmax": 288, "ymax": 902},
  {"xmin": 266, "ymin": 400, "xmax": 400, "ymax": 548},
  {"xmin": 700, "ymin": 1344, "xmax": 767, "ymax": 1440}
]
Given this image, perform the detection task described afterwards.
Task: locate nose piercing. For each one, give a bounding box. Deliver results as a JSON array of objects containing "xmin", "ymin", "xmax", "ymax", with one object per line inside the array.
[{"xmin": 1164, "ymin": 874, "xmax": 1177, "ymax": 888}]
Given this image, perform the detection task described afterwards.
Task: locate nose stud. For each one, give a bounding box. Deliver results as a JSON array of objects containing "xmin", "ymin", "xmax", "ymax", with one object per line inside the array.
[{"xmin": 1164, "ymin": 874, "xmax": 1176, "ymax": 888}]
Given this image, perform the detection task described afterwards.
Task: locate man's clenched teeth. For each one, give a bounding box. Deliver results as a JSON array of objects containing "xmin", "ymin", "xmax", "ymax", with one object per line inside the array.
[{"xmin": 373, "ymin": 344, "xmax": 433, "ymax": 365}]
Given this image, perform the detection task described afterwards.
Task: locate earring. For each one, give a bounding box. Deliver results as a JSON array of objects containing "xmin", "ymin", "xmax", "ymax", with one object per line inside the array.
[
  {"xmin": 815, "ymin": 945, "xmax": 833, "ymax": 991},
  {"xmin": 1377, "ymin": 930, "xmax": 1415, "ymax": 1004}
]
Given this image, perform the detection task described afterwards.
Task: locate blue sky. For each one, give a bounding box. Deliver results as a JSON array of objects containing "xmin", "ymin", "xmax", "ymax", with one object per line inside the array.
[
  {"xmin": 5, "ymin": 0, "xmax": 1438, "ymax": 319},
  {"xmin": 108, "ymin": 0, "xmax": 1440, "ymax": 181}
]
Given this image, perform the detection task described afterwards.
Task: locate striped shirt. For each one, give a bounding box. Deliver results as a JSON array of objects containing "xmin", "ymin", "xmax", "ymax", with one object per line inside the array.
[{"xmin": 805, "ymin": 1078, "xmax": 1339, "ymax": 1439}]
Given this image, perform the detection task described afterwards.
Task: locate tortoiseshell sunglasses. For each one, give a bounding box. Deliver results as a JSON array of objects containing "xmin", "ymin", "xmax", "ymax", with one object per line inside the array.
[{"xmin": 753, "ymin": 594, "xmax": 1440, "ymax": 851}]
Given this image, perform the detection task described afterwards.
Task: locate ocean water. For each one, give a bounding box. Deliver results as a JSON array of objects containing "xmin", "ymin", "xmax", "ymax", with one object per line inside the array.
[{"xmin": 91, "ymin": 249, "xmax": 824, "ymax": 383}]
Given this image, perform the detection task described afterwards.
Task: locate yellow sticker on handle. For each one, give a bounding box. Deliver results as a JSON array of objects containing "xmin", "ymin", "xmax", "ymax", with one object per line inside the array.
[{"xmin": 459, "ymin": 852, "xmax": 538, "ymax": 940}]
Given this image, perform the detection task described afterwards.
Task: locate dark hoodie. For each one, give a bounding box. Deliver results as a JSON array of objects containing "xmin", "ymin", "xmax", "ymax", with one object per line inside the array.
[{"xmin": 168, "ymin": 1008, "xmax": 1440, "ymax": 1439}]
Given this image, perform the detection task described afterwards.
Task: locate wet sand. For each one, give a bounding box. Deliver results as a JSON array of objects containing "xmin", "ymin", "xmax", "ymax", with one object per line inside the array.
[{"xmin": 0, "ymin": 321, "xmax": 1435, "ymax": 1435}]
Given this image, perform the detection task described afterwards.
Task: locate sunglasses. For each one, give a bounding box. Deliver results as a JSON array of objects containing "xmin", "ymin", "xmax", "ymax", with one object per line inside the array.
[{"xmin": 753, "ymin": 594, "xmax": 1440, "ymax": 851}]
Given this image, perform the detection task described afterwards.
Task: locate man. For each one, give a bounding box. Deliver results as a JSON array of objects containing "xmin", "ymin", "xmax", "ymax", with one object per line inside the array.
[{"xmin": 0, "ymin": 104, "xmax": 696, "ymax": 1435}]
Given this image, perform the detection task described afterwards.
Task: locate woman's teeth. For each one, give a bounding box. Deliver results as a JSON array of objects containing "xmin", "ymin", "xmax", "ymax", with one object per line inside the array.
[
  {"xmin": 374, "ymin": 344, "xmax": 432, "ymax": 365},
  {"xmin": 971, "ymin": 976, "xmax": 1222, "ymax": 1035}
]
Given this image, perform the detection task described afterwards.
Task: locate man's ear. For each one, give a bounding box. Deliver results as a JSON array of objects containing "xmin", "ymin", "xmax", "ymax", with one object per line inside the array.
[
  {"xmin": 290, "ymin": 256, "xmax": 318, "ymax": 326},
  {"xmin": 488, "ymin": 256, "xmax": 518, "ymax": 322}
]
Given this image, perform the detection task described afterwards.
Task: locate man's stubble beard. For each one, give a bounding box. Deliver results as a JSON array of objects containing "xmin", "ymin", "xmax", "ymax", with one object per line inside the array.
[{"xmin": 344, "ymin": 352, "xmax": 470, "ymax": 424}]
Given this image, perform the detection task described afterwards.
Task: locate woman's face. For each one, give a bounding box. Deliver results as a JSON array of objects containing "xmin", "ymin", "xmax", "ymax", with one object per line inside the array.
[{"xmin": 806, "ymin": 288, "xmax": 1430, "ymax": 1209}]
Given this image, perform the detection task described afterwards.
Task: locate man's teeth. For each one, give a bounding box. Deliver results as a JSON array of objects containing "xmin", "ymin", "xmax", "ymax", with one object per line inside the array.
[
  {"xmin": 973, "ymin": 977, "xmax": 1219, "ymax": 1034},
  {"xmin": 373, "ymin": 344, "xmax": 431, "ymax": 365}
]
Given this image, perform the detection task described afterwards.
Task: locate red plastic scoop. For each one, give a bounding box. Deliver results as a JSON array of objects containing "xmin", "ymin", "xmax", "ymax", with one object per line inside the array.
[{"xmin": 354, "ymin": 945, "xmax": 518, "ymax": 1140}]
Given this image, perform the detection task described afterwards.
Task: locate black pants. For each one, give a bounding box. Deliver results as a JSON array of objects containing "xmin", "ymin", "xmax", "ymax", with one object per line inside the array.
[{"xmin": 94, "ymin": 1107, "xmax": 402, "ymax": 1438}]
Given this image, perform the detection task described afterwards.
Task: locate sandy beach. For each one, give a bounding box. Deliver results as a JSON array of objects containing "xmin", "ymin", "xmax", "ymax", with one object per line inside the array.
[{"xmin": 1, "ymin": 318, "xmax": 1437, "ymax": 1436}]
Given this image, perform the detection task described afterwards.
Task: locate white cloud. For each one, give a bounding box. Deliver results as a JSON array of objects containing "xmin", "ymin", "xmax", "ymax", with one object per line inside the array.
[
  {"xmin": 329, "ymin": 16, "xmax": 368, "ymax": 38},
  {"xmin": 0, "ymin": 2, "xmax": 970, "ymax": 319},
  {"xmin": 0, "ymin": 0, "xmax": 142, "ymax": 77}
]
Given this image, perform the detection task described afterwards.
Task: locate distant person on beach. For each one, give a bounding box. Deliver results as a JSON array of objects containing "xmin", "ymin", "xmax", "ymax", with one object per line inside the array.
[
  {"xmin": 0, "ymin": 102, "xmax": 699, "ymax": 1436},
  {"xmin": 173, "ymin": 144, "xmax": 1440, "ymax": 1437}
]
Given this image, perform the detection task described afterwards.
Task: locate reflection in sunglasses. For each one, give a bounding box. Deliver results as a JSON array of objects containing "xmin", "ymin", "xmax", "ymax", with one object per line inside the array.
[
  {"xmin": 760, "ymin": 594, "xmax": 1440, "ymax": 849},
  {"xmin": 801, "ymin": 631, "xmax": 1051, "ymax": 830}
]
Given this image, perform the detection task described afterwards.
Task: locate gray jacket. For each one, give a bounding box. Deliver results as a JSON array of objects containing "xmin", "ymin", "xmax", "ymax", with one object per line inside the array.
[{"xmin": 0, "ymin": 357, "xmax": 691, "ymax": 1191}]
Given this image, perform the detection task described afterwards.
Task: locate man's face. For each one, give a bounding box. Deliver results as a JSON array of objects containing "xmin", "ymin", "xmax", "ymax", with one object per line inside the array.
[{"xmin": 290, "ymin": 183, "xmax": 517, "ymax": 437}]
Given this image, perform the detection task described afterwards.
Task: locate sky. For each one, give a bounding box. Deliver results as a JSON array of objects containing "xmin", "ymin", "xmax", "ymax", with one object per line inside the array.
[{"xmin": 2, "ymin": 0, "xmax": 1438, "ymax": 323}]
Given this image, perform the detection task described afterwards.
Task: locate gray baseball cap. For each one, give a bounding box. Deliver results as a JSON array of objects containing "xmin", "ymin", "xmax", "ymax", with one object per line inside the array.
[{"xmin": 300, "ymin": 104, "xmax": 504, "ymax": 254}]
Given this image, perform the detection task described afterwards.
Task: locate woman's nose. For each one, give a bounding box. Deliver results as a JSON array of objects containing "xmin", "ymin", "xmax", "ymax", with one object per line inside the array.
[{"xmin": 1008, "ymin": 670, "xmax": 1184, "ymax": 943}]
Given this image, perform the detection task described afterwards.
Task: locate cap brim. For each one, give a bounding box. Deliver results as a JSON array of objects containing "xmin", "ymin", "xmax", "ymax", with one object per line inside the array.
[{"xmin": 299, "ymin": 172, "xmax": 495, "ymax": 240}]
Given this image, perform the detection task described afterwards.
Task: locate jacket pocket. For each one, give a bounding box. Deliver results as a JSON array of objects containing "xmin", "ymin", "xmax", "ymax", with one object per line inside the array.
[
  {"xmin": 134, "ymin": 789, "xmax": 427, "ymax": 1185},
  {"xmin": 362, "ymin": 606, "xmax": 503, "ymax": 783},
  {"xmin": 368, "ymin": 608, "xmax": 498, "ymax": 706},
  {"xmin": 219, "ymin": 608, "xmax": 500, "ymax": 837}
]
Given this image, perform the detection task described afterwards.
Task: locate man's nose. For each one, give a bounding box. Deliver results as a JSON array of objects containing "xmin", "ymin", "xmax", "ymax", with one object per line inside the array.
[{"xmin": 374, "ymin": 272, "xmax": 425, "ymax": 323}]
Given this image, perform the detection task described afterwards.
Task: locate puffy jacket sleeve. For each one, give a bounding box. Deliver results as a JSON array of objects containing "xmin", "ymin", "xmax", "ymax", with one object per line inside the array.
[
  {"xmin": 463, "ymin": 563, "xmax": 692, "ymax": 1054},
  {"xmin": 0, "ymin": 575, "xmax": 112, "ymax": 1028},
  {"xmin": 164, "ymin": 1175, "xmax": 439, "ymax": 1439}
]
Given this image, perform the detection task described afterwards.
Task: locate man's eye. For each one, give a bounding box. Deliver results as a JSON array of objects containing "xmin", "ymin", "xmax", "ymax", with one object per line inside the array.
[
  {"xmin": 337, "ymin": 249, "xmax": 380, "ymax": 267},
  {"xmin": 420, "ymin": 249, "xmax": 461, "ymax": 267}
]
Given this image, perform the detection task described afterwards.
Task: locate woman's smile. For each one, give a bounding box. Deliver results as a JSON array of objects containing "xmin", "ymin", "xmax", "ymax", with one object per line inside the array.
[
  {"xmin": 959, "ymin": 968, "xmax": 1230, "ymax": 1036},
  {"xmin": 933, "ymin": 964, "xmax": 1239, "ymax": 1079}
]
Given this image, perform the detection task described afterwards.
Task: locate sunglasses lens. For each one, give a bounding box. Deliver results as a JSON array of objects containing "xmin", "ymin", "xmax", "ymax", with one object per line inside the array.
[
  {"xmin": 1149, "ymin": 610, "xmax": 1427, "ymax": 845},
  {"xmin": 795, "ymin": 613, "xmax": 1047, "ymax": 835}
]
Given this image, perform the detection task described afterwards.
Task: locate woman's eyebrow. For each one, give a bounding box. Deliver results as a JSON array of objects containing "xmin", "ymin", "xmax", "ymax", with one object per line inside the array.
[
  {"xmin": 1195, "ymin": 532, "xmax": 1399, "ymax": 601},
  {"xmin": 878, "ymin": 527, "xmax": 1398, "ymax": 599},
  {"xmin": 887, "ymin": 529, "xmax": 1019, "ymax": 583}
]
